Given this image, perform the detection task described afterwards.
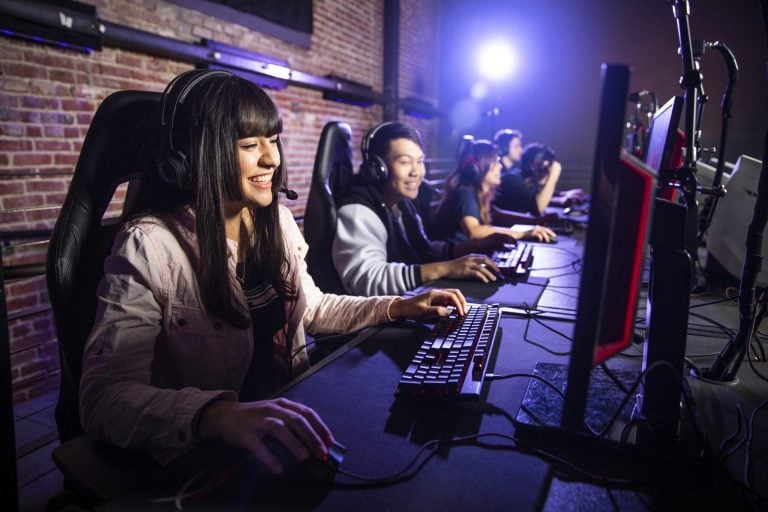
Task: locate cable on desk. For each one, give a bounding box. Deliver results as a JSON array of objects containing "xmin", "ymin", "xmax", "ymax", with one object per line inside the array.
[
  {"xmin": 534, "ymin": 304, "xmax": 579, "ymax": 314},
  {"xmin": 485, "ymin": 372, "xmax": 601, "ymax": 437},
  {"xmin": 529, "ymin": 257, "xmax": 582, "ymax": 272},
  {"xmin": 599, "ymin": 363, "xmax": 631, "ymax": 394},
  {"xmin": 334, "ymin": 432, "xmax": 518, "ymax": 487},
  {"xmin": 519, "ymin": 304, "xmax": 574, "ymax": 356},
  {"xmin": 542, "ymin": 284, "xmax": 580, "ymax": 290},
  {"xmin": 150, "ymin": 468, "xmax": 212, "ymax": 510},
  {"xmin": 486, "ymin": 372, "xmax": 566, "ymax": 400},
  {"xmin": 540, "ymin": 269, "xmax": 582, "ymax": 281},
  {"xmin": 594, "ymin": 361, "xmax": 683, "ymax": 439},
  {"xmin": 530, "ymin": 243, "xmax": 583, "ymax": 259}
]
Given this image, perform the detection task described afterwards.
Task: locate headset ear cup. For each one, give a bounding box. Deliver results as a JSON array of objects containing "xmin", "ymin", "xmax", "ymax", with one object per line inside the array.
[
  {"xmin": 155, "ymin": 147, "xmax": 190, "ymax": 190},
  {"xmin": 360, "ymin": 153, "xmax": 388, "ymax": 183},
  {"xmin": 460, "ymin": 158, "xmax": 481, "ymax": 185},
  {"xmin": 155, "ymin": 69, "xmax": 231, "ymax": 191}
]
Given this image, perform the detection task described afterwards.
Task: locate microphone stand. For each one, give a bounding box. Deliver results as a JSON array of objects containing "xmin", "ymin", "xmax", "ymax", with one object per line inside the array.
[
  {"xmin": 698, "ymin": 41, "xmax": 739, "ymax": 242},
  {"xmin": 666, "ymin": 0, "xmax": 702, "ymax": 262},
  {"xmin": 706, "ymin": 0, "xmax": 768, "ymax": 381}
]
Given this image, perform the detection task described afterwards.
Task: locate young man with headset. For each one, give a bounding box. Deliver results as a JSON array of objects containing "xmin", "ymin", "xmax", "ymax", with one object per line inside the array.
[
  {"xmin": 331, "ymin": 122, "xmax": 517, "ymax": 297},
  {"xmin": 494, "ymin": 143, "xmax": 585, "ymax": 216},
  {"xmin": 494, "ymin": 128, "xmax": 524, "ymax": 172}
]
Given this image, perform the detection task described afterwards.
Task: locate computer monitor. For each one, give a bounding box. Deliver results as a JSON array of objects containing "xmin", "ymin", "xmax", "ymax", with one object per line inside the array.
[
  {"xmin": 560, "ymin": 64, "xmax": 657, "ymax": 430},
  {"xmin": 643, "ymin": 96, "xmax": 684, "ymax": 173},
  {"xmin": 516, "ymin": 64, "xmax": 656, "ymax": 435}
]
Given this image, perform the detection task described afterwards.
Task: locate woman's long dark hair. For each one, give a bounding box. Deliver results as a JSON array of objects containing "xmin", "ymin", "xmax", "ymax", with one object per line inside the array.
[
  {"xmin": 435, "ymin": 139, "xmax": 499, "ymax": 225},
  {"xmin": 129, "ymin": 71, "xmax": 293, "ymax": 328}
]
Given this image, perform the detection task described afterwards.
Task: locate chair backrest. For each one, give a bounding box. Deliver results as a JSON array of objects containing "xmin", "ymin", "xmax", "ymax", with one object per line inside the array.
[
  {"xmin": 304, "ymin": 121, "xmax": 354, "ymax": 294},
  {"xmin": 46, "ymin": 90, "xmax": 161, "ymax": 442}
]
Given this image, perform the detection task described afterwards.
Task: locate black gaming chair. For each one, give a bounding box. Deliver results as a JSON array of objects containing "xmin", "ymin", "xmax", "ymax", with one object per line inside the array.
[
  {"xmin": 45, "ymin": 90, "xmax": 161, "ymax": 505},
  {"xmin": 304, "ymin": 121, "xmax": 354, "ymax": 294}
]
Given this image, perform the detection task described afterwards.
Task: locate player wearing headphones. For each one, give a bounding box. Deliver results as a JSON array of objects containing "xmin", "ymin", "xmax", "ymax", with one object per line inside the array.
[
  {"xmin": 494, "ymin": 143, "xmax": 585, "ymax": 216},
  {"xmin": 493, "ymin": 128, "xmax": 524, "ymax": 172},
  {"xmin": 78, "ymin": 71, "xmax": 468, "ymax": 471},
  {"xmin": 332, "ymin": 122, "xmax": 521, "ymax": 297},
  {"xmin": 431, "ymin": 139, "xmax": 556, "ymax": 244}
]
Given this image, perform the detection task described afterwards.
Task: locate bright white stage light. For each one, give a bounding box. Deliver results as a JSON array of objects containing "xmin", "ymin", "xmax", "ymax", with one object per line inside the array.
[{"xmin": 477, "ymin": 40, "xmax": 518, "ymax": 81}]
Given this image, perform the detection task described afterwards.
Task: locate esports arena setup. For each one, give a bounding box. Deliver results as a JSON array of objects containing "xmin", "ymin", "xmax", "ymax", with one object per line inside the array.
[{"xmin": 1, "ymin": 0, "xmax": 768, "ymax": 511}]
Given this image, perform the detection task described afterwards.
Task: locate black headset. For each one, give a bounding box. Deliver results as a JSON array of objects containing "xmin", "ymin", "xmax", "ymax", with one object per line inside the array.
[
  {"xmin": 523, "ymin": 145, "xmax": 556, "ymax": 180},
  {"xmin": 459, "ymin": 157, "xmax": 482, "ymax": 185},
  {"xmin": 155, "ymin": 69, "xmax": 232, "ymax": 190},
  {"xmin": 359, "ymin": 122, "xmax": 394, "ymax": 183}
]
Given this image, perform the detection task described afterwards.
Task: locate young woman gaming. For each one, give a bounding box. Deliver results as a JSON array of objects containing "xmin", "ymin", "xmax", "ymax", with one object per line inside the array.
[
  {"xmin": 333, "ymin": 122, "xmax": 516, "ymax": 296},
  {"xmin": 431, "ymin": 139, "xmax": 556, "ymax": 244},
  {"xmin": 78, "ymin": 70, "xmax": 466, "ymax": 474}
]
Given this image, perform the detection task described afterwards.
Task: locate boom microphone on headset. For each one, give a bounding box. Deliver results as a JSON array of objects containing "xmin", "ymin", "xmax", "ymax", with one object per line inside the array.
[{"xmin": 280, "ymin": 188, "xmax": 299, "ymax": 200}]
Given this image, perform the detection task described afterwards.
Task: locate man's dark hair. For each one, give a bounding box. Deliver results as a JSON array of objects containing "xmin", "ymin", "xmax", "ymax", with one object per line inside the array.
[
  {"xmin": 520, "ymin": 143, "xmax": 556, "ymax": 179},
  {"xmin": 493, "ymin": 128, "xmax": 523, "ymax": 156}
]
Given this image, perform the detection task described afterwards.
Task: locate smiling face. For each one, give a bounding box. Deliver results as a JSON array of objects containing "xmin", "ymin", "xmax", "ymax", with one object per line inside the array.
[
  {"xmin": 381, "ymin": 138, "xmax": 426, "ymax": 205},
  {"xmin": 233, "ymin": 134, "xmax": 281, "ymax": 210}
]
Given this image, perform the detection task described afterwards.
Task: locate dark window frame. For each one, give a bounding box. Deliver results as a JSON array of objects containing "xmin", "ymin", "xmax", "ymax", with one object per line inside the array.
[{"xmin": 167, "ymin": 0, "xmax": 311, "ymax": 48}]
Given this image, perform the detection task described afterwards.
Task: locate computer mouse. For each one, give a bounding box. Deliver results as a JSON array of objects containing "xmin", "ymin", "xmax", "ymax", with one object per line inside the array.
[{"xmin": 262, "ymin": 436, "xmax": 345, "ymax": 481}]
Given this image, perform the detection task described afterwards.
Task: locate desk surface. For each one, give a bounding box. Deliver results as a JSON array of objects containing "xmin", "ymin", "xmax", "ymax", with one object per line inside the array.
[{"xmin": 101, "ymin": 236, "xmax": 767, "ymax": 511}]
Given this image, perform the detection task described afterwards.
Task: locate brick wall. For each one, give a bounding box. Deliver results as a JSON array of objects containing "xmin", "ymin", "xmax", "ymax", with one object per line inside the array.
[{"xmin": 0, "ymin": 0, "xmax": 439, "ymax": 404}]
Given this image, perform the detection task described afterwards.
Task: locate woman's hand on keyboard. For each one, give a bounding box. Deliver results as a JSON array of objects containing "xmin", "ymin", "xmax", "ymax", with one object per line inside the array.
[{"xmin": 389, "ymin": 289, "xmax": 468, "ymax": 319}]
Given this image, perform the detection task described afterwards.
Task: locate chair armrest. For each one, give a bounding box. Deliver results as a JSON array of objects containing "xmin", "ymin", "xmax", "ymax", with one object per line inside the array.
[{"xmin": 52, "ymin": 435, "xmax": 158, "ymax": 504}]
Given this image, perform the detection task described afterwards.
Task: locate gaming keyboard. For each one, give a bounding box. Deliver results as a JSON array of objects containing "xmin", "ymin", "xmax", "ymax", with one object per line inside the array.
[
  {"xmin": 395, "ymin": 303, "xmax": 501, "ymax": 400},
  {"xmin": 492, "ymin": 243, "xmax": 534, "ymax": 277}
]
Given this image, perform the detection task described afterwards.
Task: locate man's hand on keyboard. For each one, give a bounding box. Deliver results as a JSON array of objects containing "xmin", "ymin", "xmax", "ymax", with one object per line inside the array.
[
  {"xmin": 389, "ymin": 289, "xmax": 468, "ymax": 320},
  {"xmin": 515, "ymin": 224, "xmax": 557, "ymax": 243},
  {"xmin": 443, "ymin": 254, "xmax": 501, "ymax": 283},
  {"xmin": 461, "ymin": 232, "xmax": 516, "ymax": 255}
]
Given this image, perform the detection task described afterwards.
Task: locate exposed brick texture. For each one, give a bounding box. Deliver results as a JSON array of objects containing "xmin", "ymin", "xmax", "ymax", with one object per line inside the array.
[{"xmin": 1, "ymin": 0, "xmax": 439, "ymax": 404}]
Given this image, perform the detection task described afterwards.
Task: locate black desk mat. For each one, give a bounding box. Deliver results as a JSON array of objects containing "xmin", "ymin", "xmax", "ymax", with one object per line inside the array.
[
  {"xmin": 101, "ymin": 323, "xmax": 550, "ymax": 511},
  {"xmin": 409, "ymin": 276, "xmax": 549, "ymax": 309}
]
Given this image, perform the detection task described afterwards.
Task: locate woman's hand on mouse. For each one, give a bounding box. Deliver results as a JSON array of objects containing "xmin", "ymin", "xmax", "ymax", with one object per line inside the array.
[
  {"xmin": 388, "ymin": 288, "xmax": 468, "ymax": 319},
  {"xmin": 195, "ymin": 398, "xmax": 334, "ymax": 474}
]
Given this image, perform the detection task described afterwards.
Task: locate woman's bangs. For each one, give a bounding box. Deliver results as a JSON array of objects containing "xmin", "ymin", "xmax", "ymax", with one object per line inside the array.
[{"xmin": 236, "ymin": 84, "xmax": 282, "ymax": 138}]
